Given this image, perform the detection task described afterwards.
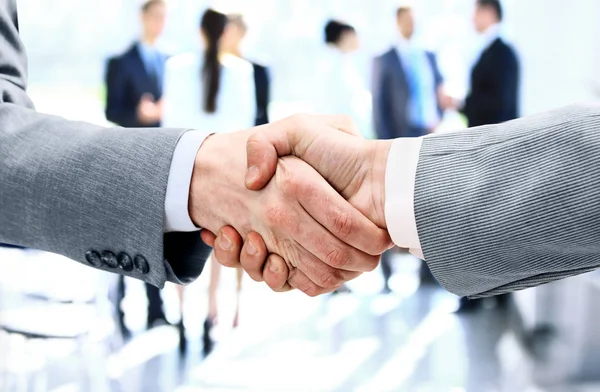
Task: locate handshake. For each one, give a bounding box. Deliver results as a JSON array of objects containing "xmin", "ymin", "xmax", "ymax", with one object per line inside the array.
[{"xmin": 191, "ymin": 114, "xmax": 396, "ymax": 296}]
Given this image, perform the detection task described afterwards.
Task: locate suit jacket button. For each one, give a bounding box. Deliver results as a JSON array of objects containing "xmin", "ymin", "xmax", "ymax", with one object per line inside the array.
[
  {"xmin": 117, "ymin": 253, "xmax": 133, "ymax": 272},
  {"xmin": 85, "ymin": 250, "xmax": 101, "ymax": 267},
  {"xmin": 134, "ymin": 255, "xmax": 150, "ymax": 274},
  {"xmin": 101, "ymin": 251, "xmax": 118, "ymax": 268}
]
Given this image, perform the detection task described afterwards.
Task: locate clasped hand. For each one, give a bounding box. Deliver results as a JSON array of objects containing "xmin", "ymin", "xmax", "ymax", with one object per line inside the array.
[{"xmin": 194, "ymin": 114, "xmax": 393, "ymax": 296}]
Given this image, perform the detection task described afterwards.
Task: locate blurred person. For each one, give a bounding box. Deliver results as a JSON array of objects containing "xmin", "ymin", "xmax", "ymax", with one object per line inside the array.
[
  {"xmin": 313, "ymin": 20, "xmax": 369, "ymax": 136},
  {"xmin": 460, "ymin": 0, "xmax": 519, "ymax": 127},
  {"xmin": 224, "ymin": 14, "xmax": 271, "ymax": 126},
  {"xmin": 161, "ymin": 9, "xmax": 256, "ymax": 355},
  {"xmin": 372, "ymin": 6, "xmax": 446, "ymax": 140},
  {"xmin": 449, "ymin": 0, "xmax": 520, "ymax": 313},
  {"xmin": 372, "ymin": 6, "xmax": 446, "ymax": 292},
  {"xmin": 104, "ymin": 0, "xmax": 170, "ymax": 336}
]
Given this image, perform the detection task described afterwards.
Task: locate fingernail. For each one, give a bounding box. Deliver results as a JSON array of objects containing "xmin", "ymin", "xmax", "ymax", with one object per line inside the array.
[
  {"xmin": 246, "ymin": 165, "xmax": 260, "ymax": 184},
  {"xmin": 269, "ymin": 261, "xmax": 279, "ymax": 274},
  {"xmin": 220, "ymin": 234, "xmax": 232, "ymax": 250},
  {"xmin": 246, "ymin": 241, "xmax": 257, "ymax": 256}
]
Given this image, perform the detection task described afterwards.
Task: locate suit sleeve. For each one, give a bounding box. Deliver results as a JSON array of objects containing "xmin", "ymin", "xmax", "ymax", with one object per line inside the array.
[
  {"xmin": 413, "ymin": 103, "xmax": 600, "ymax": 298},
  {"xmin": 104, "ymin": 57, "xmax": 138, "ymax": 127},
  {"xmin": 463, "ymin": 47, "xmax": 518, "ymax": 123},
  {"xmin": 0, "ymin": 0, "xmax": 211, "ymax": 288},
  {"xmin": 371, "ymin": 57, "xmax": 395, "ymax": 140}
]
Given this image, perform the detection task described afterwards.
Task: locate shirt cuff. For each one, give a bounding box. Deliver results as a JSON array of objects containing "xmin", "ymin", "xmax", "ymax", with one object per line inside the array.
[
  {"xmin": 164, "ymin": 130, "xmax": 211, "ymax": 232},
  {"xmin": 384, "ymin": 137, "xmax": 424, "ymax": 255}
]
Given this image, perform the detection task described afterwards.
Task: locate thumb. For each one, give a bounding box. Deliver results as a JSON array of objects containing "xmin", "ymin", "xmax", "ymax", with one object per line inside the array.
[
  {"xmin": 245, "ymin": 130, "xmax": 282, "ymax": 191},
  {"xmin": 244, "ymin": 114, "xmax": 361, "ymax": 191}
]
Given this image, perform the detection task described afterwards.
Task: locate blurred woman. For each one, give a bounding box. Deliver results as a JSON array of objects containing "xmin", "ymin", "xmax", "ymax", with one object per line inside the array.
[
  {"xmin": 314, "ymin": 20, "xmax": 372, "ymax": 137},
  {"xmin": 162, "ymin": 8, "xmax": 255, "ymax": 355}
]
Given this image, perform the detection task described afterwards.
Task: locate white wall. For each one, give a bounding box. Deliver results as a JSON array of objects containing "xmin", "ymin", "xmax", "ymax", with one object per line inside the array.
[{"xmin": 511, "ymin": 0, "xmax": 600, "ymax": 115}]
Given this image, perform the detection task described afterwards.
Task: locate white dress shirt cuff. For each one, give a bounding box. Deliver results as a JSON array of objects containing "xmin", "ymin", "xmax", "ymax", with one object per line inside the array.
[
  {"xmin": 164, "ymin": 130, "xmax": 211, "ymax": 232},
  {"xmin": 384, "ymin": 137, "xmax": 424, "ymax": 253}
]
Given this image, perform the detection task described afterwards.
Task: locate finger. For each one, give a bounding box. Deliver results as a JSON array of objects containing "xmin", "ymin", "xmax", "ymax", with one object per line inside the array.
[
  {"xmin": 291, "ymin": 160, "xmax": 392, "ymax": 258},
  {"xmin": 283, "ymin": 239, "xmax": 362, "ymax": 289},
  {"xmin": 240, "ymin": 232, "xmax": 269, "ymax": 282},
  {"xmin": 200, "ymin": 229, "xmax": 216, "ymax": 247},
  {"xmin": 262, "ymin": 254, "xmax": 293, "ymax": 292},
  {"xmin": 212, "ymin": 226, "xmax": 244, "ymax": 268},
  {"xmin": 287, "ymin": 267, "xmax": 339, "ymax": 297}
]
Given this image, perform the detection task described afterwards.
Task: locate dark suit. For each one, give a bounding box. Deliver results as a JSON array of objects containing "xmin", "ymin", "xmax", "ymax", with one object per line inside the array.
[
  {"xmin": 372, "ymin": 48, "xmax": 443, "ymax": 139},
  {"xmin": 104, "ymin": 43, "xmax": 168, "ymax": 329},
  {"xmin": 105, "ymin": 44, "xmax": 167, "ymax": 128},
  {"xmin": 252, "ymin": 63, "xmax": 270, "ymax": 126},
  {"xmin": 462, "ymin": 38, "xmax": 520, "ymax": 127}
]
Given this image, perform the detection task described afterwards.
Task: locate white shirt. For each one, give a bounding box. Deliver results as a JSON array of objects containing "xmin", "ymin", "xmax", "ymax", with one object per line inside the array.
[
  {"xmin": 162, "ymin": 52, "xmax": 256, "ymax": 232},
  {"xmin": 384, "ymin": 137, "xmax": 424, "ymax": 258}
]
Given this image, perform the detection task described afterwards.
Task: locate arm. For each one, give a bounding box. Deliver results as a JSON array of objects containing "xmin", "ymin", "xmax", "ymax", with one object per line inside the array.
[
  {"xmin": 371, "ymin": 57, "xmax": 394, "ymax": 140},
  {"xmin": 415, "ymin": 103, "xmax": 600, "ymax": 298},
  {"xmin": 1, "ymin": 0, "xmax": 209, "ymax": 287}
]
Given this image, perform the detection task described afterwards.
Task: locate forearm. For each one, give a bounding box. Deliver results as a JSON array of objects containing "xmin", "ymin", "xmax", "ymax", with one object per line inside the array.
[
  {"xmin": 414, "ymin": 103, "xmax": 600, "ymax": 297},
  {"xmin": 0, "ymin": 103, "xmax": 210, "ymax": 287}
]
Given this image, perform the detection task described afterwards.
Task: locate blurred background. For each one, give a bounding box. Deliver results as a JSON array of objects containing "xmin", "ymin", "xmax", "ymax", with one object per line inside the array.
[{"xmin": 2, "ymin": 0, "xmax": 600, "ymax": 391}]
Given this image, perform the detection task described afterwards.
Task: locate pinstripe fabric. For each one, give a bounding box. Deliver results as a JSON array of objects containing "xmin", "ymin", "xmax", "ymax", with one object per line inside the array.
[{"xmin": 415, "ymin": 103, "xmax": 600, "ymax": 298}]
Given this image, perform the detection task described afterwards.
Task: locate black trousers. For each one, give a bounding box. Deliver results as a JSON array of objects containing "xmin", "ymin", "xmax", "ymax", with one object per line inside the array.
[{"xmin": 116, "ymin": 275, "xmax": 165, "ymax": 326}]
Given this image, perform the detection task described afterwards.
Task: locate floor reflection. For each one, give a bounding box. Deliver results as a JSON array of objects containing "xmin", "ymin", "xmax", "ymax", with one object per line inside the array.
[{"xmin": 2, "ymin": 249, "xmax": 594, "ymax": 392}]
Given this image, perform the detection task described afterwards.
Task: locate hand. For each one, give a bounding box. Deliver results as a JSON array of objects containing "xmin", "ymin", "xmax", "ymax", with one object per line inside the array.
[
  {"xmin": 191, "ymin": 122, "xmax": 391, "ymax": 296},
  {"xmin": 206, "ymin": 114, "xmax": 394, "ymax": 292},
  {"xmin": 439, "ymin": 94, "xmax": 460, "ymax": 111},
  {"xmin": 137, "ymin": 94, "xmax": 161, "ymax": 124}
]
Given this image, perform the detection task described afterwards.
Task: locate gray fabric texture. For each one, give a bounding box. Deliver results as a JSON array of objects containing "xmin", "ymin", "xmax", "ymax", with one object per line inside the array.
[{"xmin": 416, "ymin": 103, "xmax": 600, "ymax": 298}]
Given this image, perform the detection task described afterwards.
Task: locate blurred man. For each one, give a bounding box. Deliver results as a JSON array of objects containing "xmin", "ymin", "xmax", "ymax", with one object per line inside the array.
[
  {"xmin": 105, "ymin": 0, "xmax": 166, "ymax": 128},
  {"xmin": 372, "ymin": 6, "xmax": 445, "ymax": 140},
  {"xmin": 104, "ymin": 0, "xmax": 169, "ymax": 334},
  {"xmin": 454, "ymin": 0, "xmax": 520, "ymax": 313},
  {"xmin": 372, "ymin": 6, "xmax": 445, "ymax": 292},
  {"xmin": 461, "ymin": 0, "xmax": 519, "ymax": 127},
  {"xmin": 223, "ymin": 14, "xmax": 271, "ymax": 126}
]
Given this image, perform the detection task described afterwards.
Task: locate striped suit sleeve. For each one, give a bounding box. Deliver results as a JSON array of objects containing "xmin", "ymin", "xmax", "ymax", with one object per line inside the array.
[{"xmin": 414, "ymin": 103, "xmax": 600, "ymax": 298}]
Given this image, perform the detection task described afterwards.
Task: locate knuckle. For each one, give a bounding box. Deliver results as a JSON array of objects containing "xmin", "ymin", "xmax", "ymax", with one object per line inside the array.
[
  {"xmin": 325, "ymin": 247, "xmax": 350, "ymax": 269},
  {"xmin": 332, "ymin": 210, "xmax": 354, "ymax": 239},
  {"xmin": 320, "ymin": 270, "xmax": 343, "ymax": 289},
  {"xmin": 304, "ymin": 284, "xmax": 323, "ymax": 298}
]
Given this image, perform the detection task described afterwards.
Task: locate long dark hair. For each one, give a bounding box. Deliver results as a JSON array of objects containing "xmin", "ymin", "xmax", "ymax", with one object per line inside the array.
[{"xmin": 200, "ymin": 9, "xmax": 227, "ymax": 113}]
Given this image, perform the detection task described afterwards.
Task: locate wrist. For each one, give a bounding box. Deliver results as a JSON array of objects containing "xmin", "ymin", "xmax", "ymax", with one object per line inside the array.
[{"xmin": 188, "ymin": 130, "xmax": 252, "ymax": 232}]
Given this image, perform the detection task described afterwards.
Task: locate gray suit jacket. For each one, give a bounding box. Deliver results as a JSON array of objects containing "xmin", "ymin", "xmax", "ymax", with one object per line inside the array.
[
  {"xmin": 0, "ymin": 1, "xmax": 211, "ymax": 288},
  {"xmin": 416, "ymin": 103, "xmax": 600, "ymax": 298},
  {"xmin": 372, "ymin": 48, "xmax": 443, "ymax": 139}
]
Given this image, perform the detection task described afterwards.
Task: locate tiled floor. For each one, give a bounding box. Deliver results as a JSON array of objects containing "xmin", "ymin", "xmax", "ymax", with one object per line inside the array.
[{"xmin": 1, "ymin": 250, "xmax": 599, "ymax": 392}]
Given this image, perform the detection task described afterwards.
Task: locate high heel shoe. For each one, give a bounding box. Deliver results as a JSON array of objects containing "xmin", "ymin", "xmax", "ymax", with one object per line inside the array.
[
  {"xmin": 178, "ymin": 320, "xmax": 187, "ymax": 355},
  {"xmin": 202, "ymin": 317, "xmax": 215, "ymax": 356}
]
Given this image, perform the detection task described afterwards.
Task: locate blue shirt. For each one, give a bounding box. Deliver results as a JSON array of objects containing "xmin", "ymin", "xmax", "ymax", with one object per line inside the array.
[{"xmin": 137, "ymin": 42, "xmax": 163, "ymax": 82}]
